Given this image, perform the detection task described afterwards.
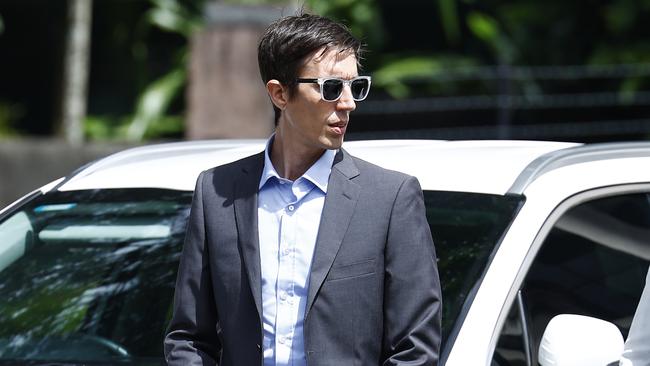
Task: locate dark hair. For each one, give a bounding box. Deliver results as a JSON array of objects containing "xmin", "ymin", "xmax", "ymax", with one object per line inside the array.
[{"xmin": 258, "ymin": 13, "xmax": 363, "ymax": 124}]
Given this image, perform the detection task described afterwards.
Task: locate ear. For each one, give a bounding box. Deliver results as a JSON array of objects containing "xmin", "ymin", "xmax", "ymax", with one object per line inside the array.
[{"xmin": 266, "ymin": 80, "xmax": 289, "ymax": 110}]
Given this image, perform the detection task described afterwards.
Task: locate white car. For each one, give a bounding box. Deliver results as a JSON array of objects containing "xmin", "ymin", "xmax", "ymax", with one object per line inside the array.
[{"xmin": 0, "ymin": 139, "xmax": 648, "ymax": 365}]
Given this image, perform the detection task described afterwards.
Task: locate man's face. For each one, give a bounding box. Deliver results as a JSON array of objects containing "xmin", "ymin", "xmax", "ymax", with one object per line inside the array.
[{"xmin": 280, "ymin": 48, "xmax": 358, "ymax": 151}]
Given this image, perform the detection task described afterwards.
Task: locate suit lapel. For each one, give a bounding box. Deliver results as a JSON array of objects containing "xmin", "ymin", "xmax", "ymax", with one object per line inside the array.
[
  {"xmin": 233, "ymin": 152, "xmax": 265, "ymax": 320},
  {"xmin": 305, "ymin": 149, "xmax": 360, "ymax": 317}
]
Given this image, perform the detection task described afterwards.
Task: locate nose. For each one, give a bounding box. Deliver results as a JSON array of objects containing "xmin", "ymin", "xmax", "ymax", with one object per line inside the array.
[{"xmin": 336, "ymin": 84, "xmax": 356, "ymax": 112}]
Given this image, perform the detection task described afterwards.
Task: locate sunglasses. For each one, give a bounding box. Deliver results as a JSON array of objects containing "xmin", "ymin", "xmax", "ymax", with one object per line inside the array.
[{"xmin": 296, "ymin": 76, "xmax": 372, "ymax": 102}]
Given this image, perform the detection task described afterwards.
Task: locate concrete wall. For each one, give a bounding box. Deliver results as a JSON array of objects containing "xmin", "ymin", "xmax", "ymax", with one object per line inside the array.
[
  {"xmin": 0, "ymin": 138, "xmax": 135, "ymax": 207},
  {"xmin": 185, "ymin": 4, "xmax": 295, "ymax": 140}
]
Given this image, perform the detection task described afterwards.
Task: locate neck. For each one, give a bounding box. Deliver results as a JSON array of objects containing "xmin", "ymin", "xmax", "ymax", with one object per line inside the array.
[{"xmin": 270, "ymin": 129, "xmax": 325, "ymax": 181}]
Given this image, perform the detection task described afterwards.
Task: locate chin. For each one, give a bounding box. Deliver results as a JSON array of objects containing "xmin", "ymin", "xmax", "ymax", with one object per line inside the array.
[{"xmin": 321, "ymin": 136, "xmax": 344, "ymax": 150}]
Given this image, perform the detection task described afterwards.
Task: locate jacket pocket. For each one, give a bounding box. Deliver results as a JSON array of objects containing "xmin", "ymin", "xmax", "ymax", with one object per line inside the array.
[{"xmin": 326, "ymin": 259, "xmax": 375, "ymax": 282}]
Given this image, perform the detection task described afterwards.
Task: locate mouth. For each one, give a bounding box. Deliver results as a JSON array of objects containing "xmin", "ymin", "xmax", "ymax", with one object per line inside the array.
[{"xmin": 329, "ymin": 121, "xmax": 348, "ymax": 135}]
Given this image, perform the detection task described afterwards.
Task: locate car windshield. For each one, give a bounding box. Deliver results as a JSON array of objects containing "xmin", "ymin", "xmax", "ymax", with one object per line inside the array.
[
  {"xmin": 0, "ymin": 188, "xmax": 521, "ymax": 363},
  {"xmin": 0, "ymin": 189, "xmax": 192, "ymax": 363}
]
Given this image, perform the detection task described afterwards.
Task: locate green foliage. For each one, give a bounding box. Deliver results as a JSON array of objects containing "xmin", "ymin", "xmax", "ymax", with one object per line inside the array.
[
  {"xmin": 467, "ymin": 11, "xmax": 515, "ymax": 64},
  {"xmin": 0, "ymin": 101, "xmax": 24, "ymax": 137},
  {"xmin": 82, "ymin": 0, "xmax": 650, "ymax": 139},
  {"xmin": 619, "ymin": 77, "xmax": 644, "ymax": 104},
  {"xmin": 87, "ymin": 0, "xmax": 200, "ymax": 142},
  {"xmin": 85, "ymin": 66, "xmax": 186, "ymax": 142},
  {"xmin": 222, "ymin": 0, "xmax": 290, "ymax": 5},
  {"xmin": 126, "ymin": 0, "xmax": 199, "ymax": 141},
  {"xmin": 145, "ymin": 0, "xmax": 202, "ymax": 37},
  {"xmin": 356, "ymin": 1, "xmax": 650, "ymax": 99},
  {"xmin": 589, "ymin": 43, "xmax": 650, "ymax": 102},
  {"xmin": 85, "ymin": 113, "xmax": 184, "ymax": 141},
  {"xmin": 589, "ymin": 43, "xmax": 650, "ymax": 65},
  {"xmin": 84, "ymin": 115, "xmax": 130, "ymax": 140},
  {"xmin": 373, "ymin": 55, "xmax": 478, "ymax": 99},
  {"xmin": 126, "ymin": 69, "xmax": 186, "ymax": 141},
  {"xmin": 306, "ymin": 0, "xmax": 385, "ymax": 52},
  {"xmin": 437, "ymin": 0, "xmax": 461, "ymax": 45},
  {"xmin": 604, "ymin": 0, "xmax": 638, "ymax": 34},
  {"xmin": 466, "ymin": 12, "xmax": 498, "ymax": 42}
]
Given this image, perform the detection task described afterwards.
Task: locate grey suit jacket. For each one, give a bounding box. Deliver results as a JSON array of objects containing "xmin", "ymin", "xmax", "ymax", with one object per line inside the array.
[{"xmin": 164, "ymin": 149, "xmax": 442, "ymax": 366}]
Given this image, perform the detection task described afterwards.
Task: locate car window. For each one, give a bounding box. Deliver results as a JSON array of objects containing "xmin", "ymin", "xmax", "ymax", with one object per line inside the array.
[
  {"xmin": 423, "ymin": 191, "xmax": 523, "ymax": 349},
  {"xmin": 493, "ymin": 192, "xmax": 650, "ymax": 366},
  {"xmin": 0, "ymin": 189, "xmax": 192, "ymax": 362}
]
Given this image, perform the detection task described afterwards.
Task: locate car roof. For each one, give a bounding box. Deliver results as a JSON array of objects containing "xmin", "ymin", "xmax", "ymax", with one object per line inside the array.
[
  {"xmin": 54, "ymin": 139, "xmax": 650, "ymax": 196},
  {"xmin": 53, "ymin": 139, "xmax": 570, "ymax": 195}
]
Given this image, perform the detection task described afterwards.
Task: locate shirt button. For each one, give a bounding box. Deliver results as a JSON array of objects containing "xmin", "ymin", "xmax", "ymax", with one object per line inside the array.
[
  {"xmin": 287, "ymin": 205, "xmax": 295, "ymax": 211},
  {"xmin": 278, "ymin": 336, "xmax": 286, "ymax": 344},
  {"xmin": 282, "ymin": 248, "xmax": 291, "ymax": 256},
  {"xmin": 280, "ymin": 292, "xmax": 288, "ymax": 301}
]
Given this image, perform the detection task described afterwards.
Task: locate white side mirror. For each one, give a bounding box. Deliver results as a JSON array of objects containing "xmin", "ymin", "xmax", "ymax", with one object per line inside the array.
[{"xmin": 538, "ymin": 314, "xmax": 623, "ymax": 366}]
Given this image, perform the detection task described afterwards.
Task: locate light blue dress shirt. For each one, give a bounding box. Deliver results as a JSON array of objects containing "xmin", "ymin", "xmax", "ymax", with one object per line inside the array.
[{"xmin": 258, "ymin": 139, "xmax": 336, "ymax": 366}]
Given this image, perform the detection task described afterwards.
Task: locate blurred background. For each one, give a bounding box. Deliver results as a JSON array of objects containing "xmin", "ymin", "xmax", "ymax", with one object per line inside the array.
[{"xmin": 1, "ymin": 0, "xmax": 650, "ymax": 205}]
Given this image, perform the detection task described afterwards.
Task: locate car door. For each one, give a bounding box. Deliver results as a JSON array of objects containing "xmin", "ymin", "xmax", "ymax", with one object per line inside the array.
[{"xmin": 492, "ymin": 185, "xmax": 650, "ymax": 366}]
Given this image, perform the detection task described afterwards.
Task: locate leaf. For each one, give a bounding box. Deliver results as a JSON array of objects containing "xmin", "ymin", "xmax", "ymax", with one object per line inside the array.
[
  {"xmin": 372, "ymin": 55, "xmax": 478, "ymax": 98},
  {"xmin": 146, "ymin": 0, "xmax": 200, "ymax": 37},
  {"xmin": 438, "ymin": 0, "xmax": 461, "ymax": 45},
  {"xmin": 84, "ymin": 115, "xmax": 131, "ymax": 140},
  {"xmin": 146, "ymin": 8, "xmax": 193, "ymax": 36},
  {"xmin": 143, "ymin": 116, "xmax": 184, "ymax": 138},
  {"xmin": 374, "ymin": 57, "xmax": 445, "ymax": 85},
  {"xmin": 126, "ymin": 69, "xmax": 186, "ymax": 142},
  {"xmin": 84, "ymin": 115, "xmax": 113, "ymax": 140},
  {"xmin": 467, "ymin": 11, "xmax": 499, "ymax": 43}
]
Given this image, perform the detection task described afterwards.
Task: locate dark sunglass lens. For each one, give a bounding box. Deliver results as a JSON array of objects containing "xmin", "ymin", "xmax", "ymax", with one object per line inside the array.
[
  {"xmin": 351, "ymin": 79, "xmax": 369, "ymax": 100},
  {"xmin": 322, "ymin": 79, "xmax": 343, "ymax": 101}
]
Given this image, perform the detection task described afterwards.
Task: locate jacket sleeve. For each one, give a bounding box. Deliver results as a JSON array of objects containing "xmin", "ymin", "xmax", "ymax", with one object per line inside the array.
[
  {"xmin": 382, "ymin": 176, "xmax": 442, "ymax": 366},
  {"xmin": 164, "ymin": 171, "xmax": 221, "ymax": 365}
]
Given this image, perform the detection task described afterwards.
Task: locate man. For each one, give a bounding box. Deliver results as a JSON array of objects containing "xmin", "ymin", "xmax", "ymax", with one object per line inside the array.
[{"xmin": 164, "ymin": 13, "xmax": 441, "ymax": 366}]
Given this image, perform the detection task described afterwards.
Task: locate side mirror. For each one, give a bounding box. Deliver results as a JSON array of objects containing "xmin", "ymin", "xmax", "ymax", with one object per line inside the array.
[{"xmin": 538, "ymin": 314, "xmax": 623, "ymax": 366}]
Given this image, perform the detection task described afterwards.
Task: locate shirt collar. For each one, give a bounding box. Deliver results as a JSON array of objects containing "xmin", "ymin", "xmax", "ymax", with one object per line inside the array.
[
  {"xmin": 259, "ymin": 137, "xmax": 280, "ymax": 189},
  {"xmin": 258, "ymin": 135, "xmax": 336, "ymax": 193}
]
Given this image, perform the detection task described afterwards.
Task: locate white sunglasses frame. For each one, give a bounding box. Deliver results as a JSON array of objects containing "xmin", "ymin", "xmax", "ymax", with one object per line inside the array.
[{"xmin": 296, "ymin": 76, "xmax": 372, "ymax": 102}]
